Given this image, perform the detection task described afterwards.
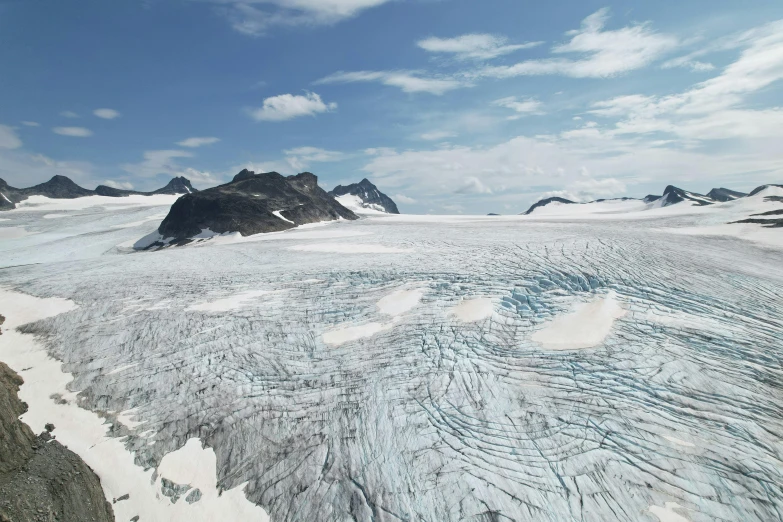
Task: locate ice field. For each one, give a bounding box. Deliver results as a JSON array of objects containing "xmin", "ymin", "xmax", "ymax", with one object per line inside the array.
[{"xmin": 0, "ymin": 194, "xmax": 782, "ymax": 522}]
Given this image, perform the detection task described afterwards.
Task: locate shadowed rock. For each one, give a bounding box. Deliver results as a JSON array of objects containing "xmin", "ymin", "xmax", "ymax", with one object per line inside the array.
[{"xmin": 328, "ymin": 178, "xmax": 400, "ymax": 214}]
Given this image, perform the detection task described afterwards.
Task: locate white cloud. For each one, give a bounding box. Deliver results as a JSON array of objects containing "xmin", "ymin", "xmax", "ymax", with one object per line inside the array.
[
  {"xmin": 480, "ymin": 8, "xmax": 678, "ymax": 79},
  {"xmin": 102, "ymin": 180, "xmax": 135, "ymax": 190},
  {"xmin": 93, "ymin": 108, "xmax": 121, "ymax": 119},
  {"xmin": 455, "ymin": 176, "xmax": 492, "ymax": 194},
  {"xmin": 53, "ymin": 127, "xmax": 93, "ymax": 137},
  {"xmin": 213, "ymin": 0, "xmax": 392, "ymax": 36},
  {"xmin": 0, "ymin": 149, "xmax": 95, "ymax": 187},
  {"xmin": 177, "ymin": 137, "xmax": 221, "ymax": 148},
  {"xmin": 316, "ymin": 70, "xmax": 468, "ymax": 95},
  {"xmin": 248, "ymin": 91, "xmax": 336, "ymax": 121},
  {"xmin": 60, "ymin": 111, "xmax": 79, "ymax": 118},
  {"xmin": 21, "ymin": 121, "xmax": 40, "ymax": 127},
  {"xmin": 420, "ymin": 130, "xmax": 457, "ymax": 141},
  {"xmin": 588, "ymin": 20, "xmax": 783, "ymax": 141},
  {"xmin": 0, "ymin": 125, "xmax": 22, "ymax": 149},
  {"xmin": 393, "ymin": 193, "xmax": 416, "ymax": 204},
  {"xmin": 417, "ymin": 34, "xmax": 543, "ymax": 61},
  {"xmin": 493, "ymin": 96, "xmax": 544, "ymax": 116}
]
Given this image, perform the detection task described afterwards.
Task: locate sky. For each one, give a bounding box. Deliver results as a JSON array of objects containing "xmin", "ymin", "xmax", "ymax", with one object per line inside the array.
[{"xmin": 1, "ymin": 0, "xmax": 782, "ymax": 214}]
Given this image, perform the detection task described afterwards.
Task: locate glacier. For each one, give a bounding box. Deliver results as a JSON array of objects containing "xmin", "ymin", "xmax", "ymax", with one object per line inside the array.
[{"xmin": 0, "ymin": 195, "xmax": 782, "ymax": 522}]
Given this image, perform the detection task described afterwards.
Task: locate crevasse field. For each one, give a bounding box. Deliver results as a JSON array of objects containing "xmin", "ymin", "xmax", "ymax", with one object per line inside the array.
[{"xmin": 1, "ymin": 194, "xmax": 782, "ymax": 522}]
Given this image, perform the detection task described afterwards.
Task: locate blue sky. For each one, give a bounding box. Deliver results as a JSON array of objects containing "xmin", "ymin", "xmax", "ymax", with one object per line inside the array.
[{"xmin": 1, "ymin": 0, "xmax": 782, "ymax": 213}]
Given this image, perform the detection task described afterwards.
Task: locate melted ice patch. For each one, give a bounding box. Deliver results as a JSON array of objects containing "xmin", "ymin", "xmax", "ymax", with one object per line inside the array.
[
  {"xmin": 450, "ymin": 298, "xmax": 494, "ymax": 322},
  {"xmin": 323, "ymin": 322, "xmax": 390, "ymax": 346},
  {"xmin": 188, "ymin": 290, "xmax": 275, "ymax": 313},
  {"xmin": 532, "ymin": 292, "xmax": 626, "ymax": 350},
  {"xmin": 376, "ymin": 288, "xmax": 424, "ymax": 316},
  {"xmin": 663, "ymin": 435, "xmax": 696, "ymax": 448},
  {"xmin": 649, "ymin": 502, "xmax": 691, "ymax": 522}
]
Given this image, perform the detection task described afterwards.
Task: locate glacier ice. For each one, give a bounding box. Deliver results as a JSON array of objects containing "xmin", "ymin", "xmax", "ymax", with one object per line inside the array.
[{"xmin": 0, "ymin": 199, "xmax": 782, "ymax": 521}]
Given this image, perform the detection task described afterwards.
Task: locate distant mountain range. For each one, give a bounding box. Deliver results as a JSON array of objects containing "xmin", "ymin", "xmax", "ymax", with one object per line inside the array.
[
  {"xmin": 523, "ymin": 184, "xmax": 778, "ymax": 215},
  {"xmin": 0, "ymin": 175, "xmax": 196, "ymax": 210},
  {"xmin": 146, "ymin": 170, "xmax": 358, "ymax": 248},
  {"xmin": 328, "ymin": 178, "xmax": 399, "ymax": 214}
]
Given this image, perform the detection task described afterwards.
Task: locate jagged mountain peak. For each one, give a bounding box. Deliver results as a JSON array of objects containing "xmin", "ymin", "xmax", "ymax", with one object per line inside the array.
[{"xmin": 328, "ymin": 179, "xmax": 400, "ymax": 214}]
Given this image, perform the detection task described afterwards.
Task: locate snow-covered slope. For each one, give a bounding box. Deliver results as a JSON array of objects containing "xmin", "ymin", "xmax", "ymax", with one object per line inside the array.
[{"xmin": 329, "ymin": 179, "xmax": 400, "ymax": 214}]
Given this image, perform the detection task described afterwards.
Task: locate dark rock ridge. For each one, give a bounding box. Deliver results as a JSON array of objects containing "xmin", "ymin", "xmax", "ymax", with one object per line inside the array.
[
  {"xmin": 657, "ymin": 185, "xmax": 714, "ymax": 207},
  {"xmin": 154, "ymin": 170, "xmax": 358, "ymax": 245},
  {"xmin": 328, "ymin": 178, "xmax": 400, "ymax": 214},
  {"xmin": 522, "ymin": 197, "xmax": 576, "ymax": 215},
  {"xmin": 643, "ymin": 194, "xmax": 662, "ymax": 203},
  {"xmin": 707, "ymin": 187, "xmax": 747, "ymax": 202},
  {"xmin": 0, "ymin": 362, "xmax": 115, "ymax": 522},
  {"xmin": 1, "ymin": 175, "xmax": 196, "ymax": 210}
]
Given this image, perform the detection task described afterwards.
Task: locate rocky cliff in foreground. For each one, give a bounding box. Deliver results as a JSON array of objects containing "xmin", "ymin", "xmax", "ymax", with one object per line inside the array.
[
  {"xmin": 152, "ymin": 170, "xmax": 358, "ymax": 246},
  {"xmin": 0, "ymin": 361, "xmax": 114, "ymax": 522}
]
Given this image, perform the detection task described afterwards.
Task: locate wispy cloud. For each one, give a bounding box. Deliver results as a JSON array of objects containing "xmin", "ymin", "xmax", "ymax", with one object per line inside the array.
[
  {"xmin": 283, "ymin": 146, "xmax": 345, "ymax": 171},
  {"xmin": 21, "ymin": 121, "xmax": 39, "ymax": 127},
  {"xmin": 0, "ymin": 125, "xmax": 22, "ymax": 149},
  {"xmin": 316, "ymin": 70, "xmax": 469, "ymax": 95},
  {"xmin": 212, "ymin": 0, "xmax": 393, "ymax": 36},
  {"xmin": 53, "ymin": 127, "xmax": 93, "ymax": 137},
  {"xmin": 420, "ymin": 130, "xmax": 457, "ymax": 141},
  {"xmin": 417, "ymin": 34, "xmax": 543, "ymax": 61},
  {"xmin": 93, "ymin": 108, "xmax": 121, "ymax": 119},
  {"xmin": 479, "ymin": 8, "xmax": 678, "ymax": 79},
  {"xmin": 177, "ymin": 137, "xmax": 221, "ymax": 148},
  {"xmin": 60, "ymin": 111, "xmax": 79, "ymax": 118},
  {"xmin": 247, "ymin": 91, "xmax": 336, "ymax": 121}
]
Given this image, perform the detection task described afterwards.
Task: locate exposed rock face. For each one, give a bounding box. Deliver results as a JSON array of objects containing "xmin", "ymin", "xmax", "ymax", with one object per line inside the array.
[
  {"xmin": 707, "ymin": 187, "xmax": 747, "ymax": 202},
  {"xmin": 0, "ymin": 179, "xmax": 25, "ymax": 210},
  {"xmin": 643, "ymin": 194, "xmax": 662, "ymax": 203},
  {"xmin": 94, "ymin": 185, "xmax": 145, "ymax": 197},
  {"xmin": 328, "ymin": 178, "xmax": 400, "ymax": 214},
  {"xmin": 21, "ymin": 175, "xmax": 94, "ymax": 199},
  {"xmin": 156, "ymin": 170, "xmax": 357, "ymax": 244},
  {"xmin": 0, "ymin": 362, "xmax": 114, "ymax": 522},
  {"xmin": 523, "ymin": 196, "xmax": 575, "ymax": 215}
]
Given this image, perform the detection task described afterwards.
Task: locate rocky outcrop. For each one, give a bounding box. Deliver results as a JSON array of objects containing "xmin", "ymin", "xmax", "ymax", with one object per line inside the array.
[
  {"xmin": 153, "ymin": 170, "xmax": 358, "ymax": 246},
  {"xmin": 523, "ymin": 196, "xmax": 575, "ymax": 215},
  {"xmin": 707, "ymin": 187, "xmax": 747, "ymax": 202},
  {"xmin": 152, "ymin": 176, "xmax": 197, "ymax": 195},
  {"xmin": 0, "ymin": 362, "xmax": 114, "ymax": 522},
  {"xmin": 748, "ymin": 184, "xmax": 783, "ymax": 197},
  {"xmin": 2, "ymin": 176, "xmax": 196, "ymax": 209},
  {"xmin": 328, "ymin": 178, "xmax": 400, "ymax": 214}
]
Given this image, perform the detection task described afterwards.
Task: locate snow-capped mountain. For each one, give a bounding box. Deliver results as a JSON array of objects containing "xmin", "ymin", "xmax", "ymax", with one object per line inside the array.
[
  {"xmin": 145, "ymin": 170, "xmax": 358, "ymax": 248},
  {"xmin": 328, "ymin": 178, "xmax": 400, "ymax": 214},
  {"xmin": 522, "ymin": 196, "xmax": 577, "ymax": 215},
  {"xmin": 707, "ymin": 187, "xmax": 747, "ymax": 202}
]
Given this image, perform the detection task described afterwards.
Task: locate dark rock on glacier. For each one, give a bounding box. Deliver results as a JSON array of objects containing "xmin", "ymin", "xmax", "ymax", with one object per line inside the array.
[
  {"xmin": 658, "ymin": 185, "xmax": 714, "ymax": 206},
  {"xmin": 328, "ymin": 178, "xmax": 400, "ymax": 214},
  {"xmin": 707, "ymin": 187, "xmax": 746, "ymax": 201},
  {"xmin": 94, "ymin": 185, "xmax": 145, "ymax": 197},
  {"xmin": 156, "ymin": 170, "xmax": 358, "ymax": 243},
  {"xmin": 523, "ymin": 196, "xmax": 575, "ymax": 215},
  {"xmin": 152, "ymin": 176, "xmax": 197, "ymax": 195},
  {"xmin": 643, "ymin": 194, "xmax": 662, "ymax": 203},
  {"xmin": 0, "ymin": 362, "xmax": 114, "ymax": 522}
]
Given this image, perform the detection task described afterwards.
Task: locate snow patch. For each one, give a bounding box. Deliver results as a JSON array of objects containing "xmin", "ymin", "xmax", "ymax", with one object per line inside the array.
[
  {"xmin": 450, "ymin": 297, "xmax": 494, "ymax": 322},
  {"xmin": 649, "ymin": 502, "xmax": 691, "ymax": 522},
  {"xmin": 272, "ymin": 210, "xmax": 295, "ymax": 224},
  {"xmin": 188, "ymin": 290, "xmax": 275, "ymax": 312},
  {"xmin": 289, "ymin": 243, "xmax": 411, "ymax": 254},
  {"xmin": 323, "ymin": 322, "xmax": 390, "ymax": 346},
  {"xmin": 531, "ymin": 291, "xmax": 626, "ymax": 350},
  {"xmin": 376, "ymin": 288, "xmax": 424, "ymax": 316},
  {"xmin": 15, "ymin": 194, "xmax": 181, "ymax": 212},
  {"xmin": 0, "ymin": 226, "xmax": 31, "ymax": 239}
]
